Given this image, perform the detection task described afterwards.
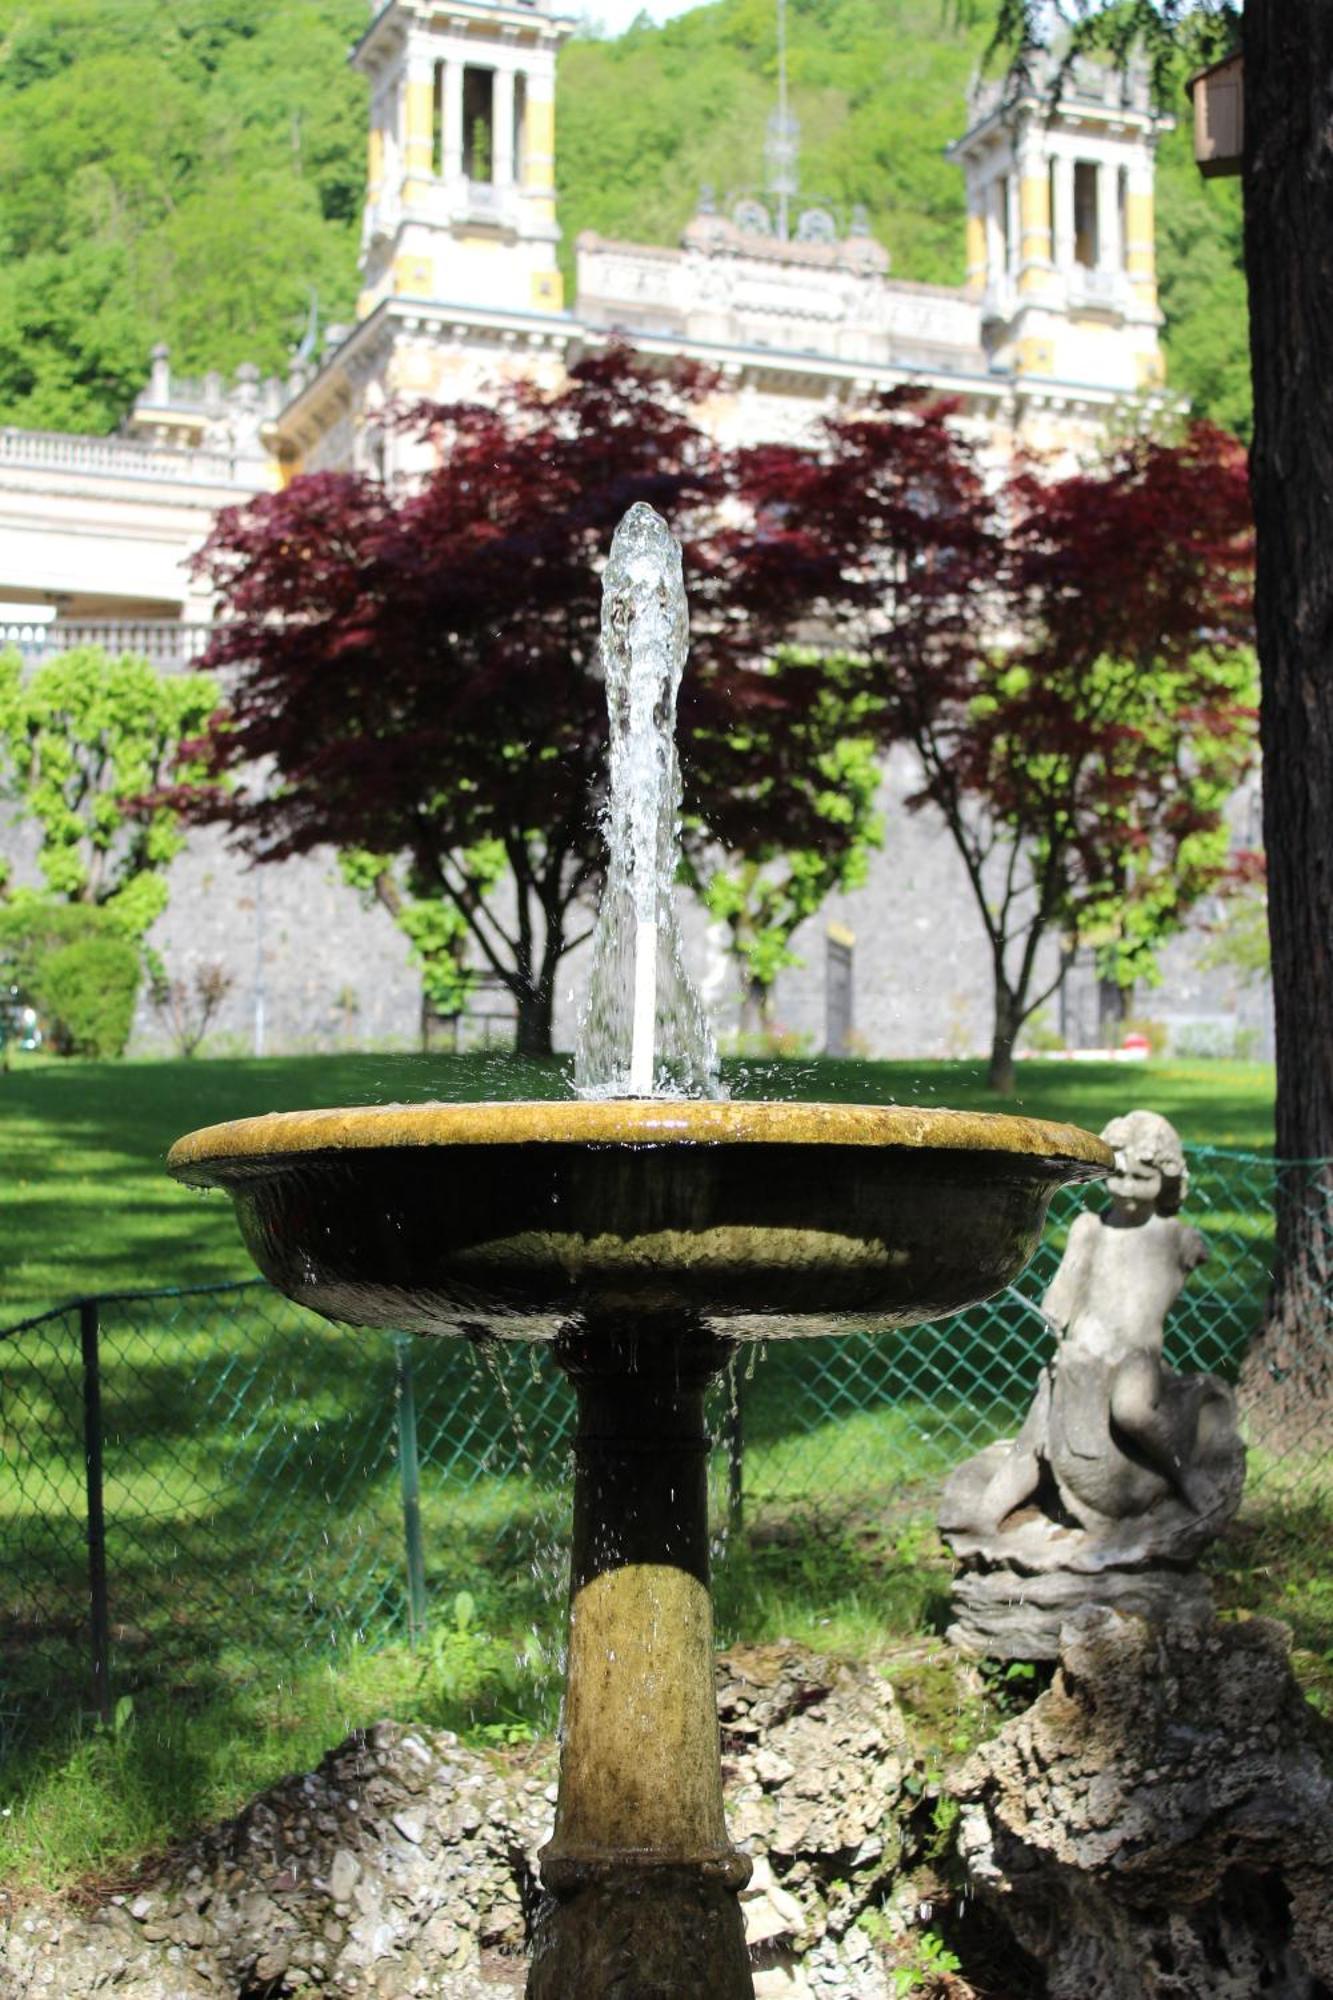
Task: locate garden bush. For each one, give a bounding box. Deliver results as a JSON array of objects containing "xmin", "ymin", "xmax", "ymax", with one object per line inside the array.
[
  {"xmin": 0, "ymin": 901, "xmax": 121, "ymax": 986},
  {"xmin": 30, "ymin": 936, "xmax": 141, "ymax": 1057}
]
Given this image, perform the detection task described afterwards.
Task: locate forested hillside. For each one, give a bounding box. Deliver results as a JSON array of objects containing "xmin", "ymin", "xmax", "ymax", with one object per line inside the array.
[
  {"xmin": 0, "ymin": 0, "xmax": 368, "ymax": 430},
  {"xmin": 0, "ymin": 0, "xmax": 1248, "ymax": 437}
]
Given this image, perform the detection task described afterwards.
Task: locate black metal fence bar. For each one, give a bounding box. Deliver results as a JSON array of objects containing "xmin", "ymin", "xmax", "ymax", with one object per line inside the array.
[
  {"xmin": 396, "ymin": 1336, "xmax": 429, "ymax": 1646},
  {"xmin": 78, "ymin": 1297, "xmax": 110, "ymax": 1725}
]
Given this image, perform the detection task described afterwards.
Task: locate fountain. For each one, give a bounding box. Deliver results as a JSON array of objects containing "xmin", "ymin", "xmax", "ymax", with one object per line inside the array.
[{"xmin": 168, "ymin": 504, "xmax": 1112, "ymax": 1998}]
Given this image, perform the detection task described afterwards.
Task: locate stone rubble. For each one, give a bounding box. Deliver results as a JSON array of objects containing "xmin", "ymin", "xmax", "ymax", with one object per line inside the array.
[
  {"xmin": 1, "ymin": 1646, "xmax": 923, "ymax": 2000},
  {"xmin": 954, "ymin": 1607, "xmax": 1333, "ymax": 2000}
]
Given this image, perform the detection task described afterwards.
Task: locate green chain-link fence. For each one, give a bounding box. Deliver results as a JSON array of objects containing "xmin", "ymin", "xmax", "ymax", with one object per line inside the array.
[{"xmin": 2, "ymin": 1148, "xmax": 1329, "ymax": 1760}]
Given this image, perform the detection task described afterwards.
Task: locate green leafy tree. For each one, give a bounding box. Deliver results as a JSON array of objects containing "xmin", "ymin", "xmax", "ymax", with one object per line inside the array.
[
  {"xmin": 0, "ymin": 0, "xmax": 365, "ymax": 427},
  {"xmin": 1197, "ymin": 870, "xmax": 1270, "ymax": 991},
  {"xmin": 0, "ymin": 647, "xmax": 218, "ymax": 938},
  {"xmin": 686, "ymin": 664, "xmax": 883, "ymax": 1031},
  {"xmin": 1156, "ymin": 115, "xmax": 1250, "ymax": 440},
  {"xmin": 558, "ymin": 0, "xmax": 996, "ymax": 291}
]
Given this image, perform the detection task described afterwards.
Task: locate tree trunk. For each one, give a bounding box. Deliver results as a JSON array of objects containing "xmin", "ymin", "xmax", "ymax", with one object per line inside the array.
[
  {"xmin": 987, "ymin": 982, "xmax": 1020, "ymax": 1096},
  {"xmin": 1097, "ymin": 977, "xmax": 1131, "ymax": 1045},
  {"xmin": 739, "ymin": 975, "xmax": 767, "ymax": 1039},
  {"xmin": 514, "ymin": 979, "xmax": 555, "ymax": 1058},
  {"xmin": 1238, "ymin": 2, "xmax": 1333, "ymax": 1426}
]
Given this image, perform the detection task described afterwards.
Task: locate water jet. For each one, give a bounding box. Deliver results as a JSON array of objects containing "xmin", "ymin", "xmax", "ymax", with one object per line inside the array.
[{"xmin": 169, "ymin": 505, "xmax": 1111, "ymax": 1998}]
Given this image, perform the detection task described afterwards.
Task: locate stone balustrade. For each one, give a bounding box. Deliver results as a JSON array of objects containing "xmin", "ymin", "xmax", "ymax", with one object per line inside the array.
[
  {"xmin": 0, "ymin": 426, "xmax": 251, "ymax": 486},
  {"xmin": 0, "ymin": 620, "xmax": 218, "ymax": 666}
]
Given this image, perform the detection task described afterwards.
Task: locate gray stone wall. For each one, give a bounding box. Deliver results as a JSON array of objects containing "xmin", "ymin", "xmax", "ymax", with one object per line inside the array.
[
  {"xmin": 134, "ymin": 828, "xmax": 421, "ymax": 1055},
  {"xmin": 5, "ymin": 744, "xmax": 1271, "ymax": 1066}
]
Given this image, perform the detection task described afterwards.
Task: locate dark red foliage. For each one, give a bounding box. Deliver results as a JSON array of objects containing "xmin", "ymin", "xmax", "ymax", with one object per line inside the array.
[
  {"xmin": 725, "ymin": 400, "xmax": 1257, "ymax": 1086},
  {"xmin": 1005, "ymin": 420, "xmax": 1254, "ymax": 674},
  {"xmin": 174, "ymin": 348, "xmax": 871, "ymax": 1050}
]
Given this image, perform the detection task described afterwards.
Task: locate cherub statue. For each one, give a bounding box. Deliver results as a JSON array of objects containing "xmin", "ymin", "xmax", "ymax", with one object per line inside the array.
[{"xmin": 941, "ymin": 1111, "xmax": 1245, "ymax": 1575}]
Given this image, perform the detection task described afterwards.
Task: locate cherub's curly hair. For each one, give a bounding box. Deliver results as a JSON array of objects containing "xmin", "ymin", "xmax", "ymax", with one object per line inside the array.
[{"xmin": 1100, "ymin": 1109, "xmax": 1188, "ymax": 1215}]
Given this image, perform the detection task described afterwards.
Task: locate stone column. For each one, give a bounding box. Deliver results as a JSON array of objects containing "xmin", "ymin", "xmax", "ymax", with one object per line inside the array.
[
  {"xmin": 985, "ymin": 178, "xmax": 1006, "ymax": 286},
  {"xmin": 530, "ymin": 1316, "xmax": 753, "ymax": 2000},
  {"xmin": 512, "ymin": 67, "xmax": 528, "ymax": 188},
  {"xmin": 1051, "ymin": 153, "xmax": 1075, "ymax": 272},
  {"xmin": 1098, "ymin": 158, "xmax": 1122, "ymax": 273},
  {"xmin": 964, "ymin": 191, "xmax": 987, "ymax": 293},
  {"xmin": 403, "ymin": 56, "xmax": 434, "ymax": 186},
  {"xmin": 442, "ymin": 58, "xmax": 464, "ymax": 183},
  {"xmin": 494, "ymin": 67, "xmax": 516, "ymax": 191},
  {"xmin": 1124, "ymin": 161, "xmax": 1157, "ymax": 297},
  {"xmin": 522, "ymin": 71, "xmax": 556, "ymax": 194},
  {"xmin": 1016, "ymin": 140, "xmax": 1052, "ymax": 297}
]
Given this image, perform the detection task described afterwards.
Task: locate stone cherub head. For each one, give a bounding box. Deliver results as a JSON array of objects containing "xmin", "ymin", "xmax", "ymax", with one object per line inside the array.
[{"xmin": 1100, "ymin": 1109, "xmax": 1189, "ymax": 1221}]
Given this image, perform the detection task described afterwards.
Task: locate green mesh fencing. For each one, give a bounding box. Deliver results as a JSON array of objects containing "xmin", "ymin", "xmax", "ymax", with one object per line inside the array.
[{"xmin": 2, "ymin": 1148, "xmax": 1328, "ymax": 1761}]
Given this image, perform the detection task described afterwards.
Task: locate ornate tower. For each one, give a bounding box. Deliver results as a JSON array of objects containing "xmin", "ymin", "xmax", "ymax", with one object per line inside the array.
[
  {"xmin": 950, "ymin": 53, "xmax": 1170, "ymax": 394},
  {"xmin": 353, "ymin": 0, "xmax": 573, "ymax": 321}
]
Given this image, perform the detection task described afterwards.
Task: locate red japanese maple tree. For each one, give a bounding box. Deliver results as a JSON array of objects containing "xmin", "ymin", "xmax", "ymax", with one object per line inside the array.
[
  {"xmin": 178, "ymin": 349, "xmax": 869, "ymax": 1054},
  {"xmin": 732, "ymin": 397, "xmax": 1256, "ymax": 1089}
]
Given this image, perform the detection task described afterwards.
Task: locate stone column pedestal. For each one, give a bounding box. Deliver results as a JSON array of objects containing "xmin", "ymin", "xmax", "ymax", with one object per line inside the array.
[{"xmin": 528, "ymin": 1316, "xmax": 753, "ymax": 2000}]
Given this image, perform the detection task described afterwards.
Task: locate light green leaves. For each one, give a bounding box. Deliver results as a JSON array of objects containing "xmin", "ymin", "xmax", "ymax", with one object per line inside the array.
[{"xmin": 0, "ymin": 647, "xmax": 216, "ymax": 936}]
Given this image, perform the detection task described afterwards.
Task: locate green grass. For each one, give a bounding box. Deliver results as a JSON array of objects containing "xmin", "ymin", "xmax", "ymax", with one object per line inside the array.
[
  {"xmin": 1, "ymin": 1045, "xmax": 1308, "ymax": 1899},
  {"xmin": 0, "ymin": 1637, "xmax": 556, "ymax": 1895},
  {"xmin": 5, "ymin": 1472, "xmax": 1327, "ymax": 1897},
  {"xmin": 0, "ymin": 1050, "xmax": 1274, "ymax": 1320}
]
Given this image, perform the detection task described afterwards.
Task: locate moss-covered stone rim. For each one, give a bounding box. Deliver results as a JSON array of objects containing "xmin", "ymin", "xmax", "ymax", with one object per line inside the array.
[{"xmin": 168, "ymin": 1099, "xmax": 1114, "ymax": 1180}]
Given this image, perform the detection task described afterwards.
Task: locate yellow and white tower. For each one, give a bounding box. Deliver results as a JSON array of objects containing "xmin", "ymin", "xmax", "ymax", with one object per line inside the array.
[
  {"xmin": 354, "ymin": 0, "xmax": 573, "ymax": 319},
  {"xmin": 950, "ymin": 53, "xmax": 1169, "ymax": 396}
]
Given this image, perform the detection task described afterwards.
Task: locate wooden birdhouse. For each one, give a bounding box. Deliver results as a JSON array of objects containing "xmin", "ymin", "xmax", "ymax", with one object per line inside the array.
[{"xmin": 1187, "ymin": 54, "xmax": 1244, "ymax": 179}]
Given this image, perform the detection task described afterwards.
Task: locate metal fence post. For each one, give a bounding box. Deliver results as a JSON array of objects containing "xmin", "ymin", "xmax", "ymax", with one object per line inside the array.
[
  {"xmin": 396, "ymin": 1337, "xmax": 429, "ymax": 1645},
  {"xmin": 79, "ymin": 1297, "xmax": 111, "ymax": 1723},
  {"xmin": 725, "ymin": 1370, "xmax": 744, "ymax": 1537}
]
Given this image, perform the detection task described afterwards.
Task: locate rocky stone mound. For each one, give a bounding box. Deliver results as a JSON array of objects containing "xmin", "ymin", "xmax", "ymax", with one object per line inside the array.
[
  {"xmin": 1, "ymin": 1646, "xmax": 918, "ymax": 2000},
  {"xmin": 955, "ymin": 1607, "xmax": 1333, "ymax": 2000}
]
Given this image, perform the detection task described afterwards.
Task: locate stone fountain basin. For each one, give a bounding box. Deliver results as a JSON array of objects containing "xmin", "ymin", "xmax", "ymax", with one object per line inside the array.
[{"xmin": 167, "ymin": 1100, "xmax": 1112, "ymax": 1342}]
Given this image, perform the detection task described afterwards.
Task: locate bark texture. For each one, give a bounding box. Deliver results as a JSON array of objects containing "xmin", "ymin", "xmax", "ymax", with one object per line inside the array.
[
  {"xmin": 1240, "ymin": 1, "xmax": 1333, "ymax": 1420},
  {"xmin": 955, "ymin": 1608, "xmax": 1333, "ymax": 2000},
  {"xmin": 986, "ymin": 980, "xmax": 1020, "ymax": 1096}
]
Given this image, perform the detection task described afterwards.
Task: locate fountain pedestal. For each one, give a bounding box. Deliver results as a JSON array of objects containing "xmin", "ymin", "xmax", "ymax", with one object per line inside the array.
[
  {"xmin": 167, "ymin": 1098, "xmax": 1112, "ymax": 2000},
  {"xmin": 532, "ymin": 1316, "xmax": 751, "ymax": 1997}
]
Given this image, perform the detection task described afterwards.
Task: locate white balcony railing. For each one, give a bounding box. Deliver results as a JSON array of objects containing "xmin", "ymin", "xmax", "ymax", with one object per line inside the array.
[
  {"xmin": 0, "ymin": 427, "xmax": 252, "ymax": 487},
  {"xmin": 0, "ymin": 621, "xmax": 219, "ymax": 667},
  {"xmin": 461, "ymin": 180, "xmax": 519, "ymax": 228}
]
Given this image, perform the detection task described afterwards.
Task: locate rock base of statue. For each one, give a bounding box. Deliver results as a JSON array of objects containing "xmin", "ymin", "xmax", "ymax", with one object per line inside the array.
[
  {"xmin": 954, "ymin": 1608, "xmax": 1333, "ymax": 2000},
  {"xmin": 940, "ymin": 1380, "xmax": 1246, "ymax": 1660},
  {"xmin": 940, "ymin": 1360, "xmax": 1240, "ymax": 1672},
  {"xmin": 947, "ymin": 1556, "xmax": 1215, "ymax": 1658}
]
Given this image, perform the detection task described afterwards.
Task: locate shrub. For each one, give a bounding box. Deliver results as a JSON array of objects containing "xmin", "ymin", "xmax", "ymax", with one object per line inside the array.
[
  {"xmin": 1171, "ymin": 1018, "xmax": 1240, "ymax": 1061},
  {"xmin": 30, "ymin": 937, "xmax": 142, "ymax": 1058},
  {"xmin": 1020, "ymin": 1008, "xmax": 1066, "ymax": 1054},
  {"xmin": 0, "ymin": 900, "xmax": 122, "ymax": 992},
  {"xmin": 149, "ymin": 960, "xmax": 234, "ymax": 1058}
]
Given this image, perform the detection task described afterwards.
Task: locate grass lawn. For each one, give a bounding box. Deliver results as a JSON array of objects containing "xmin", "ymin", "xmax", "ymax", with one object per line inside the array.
[
  {"xmin": 4, "ymin": 1043, "xmax": 1313, "ymax": 1905},
  {"xmin": 0, "ymin": 1049, "xmax": 1274, "ymax": 1321}
]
